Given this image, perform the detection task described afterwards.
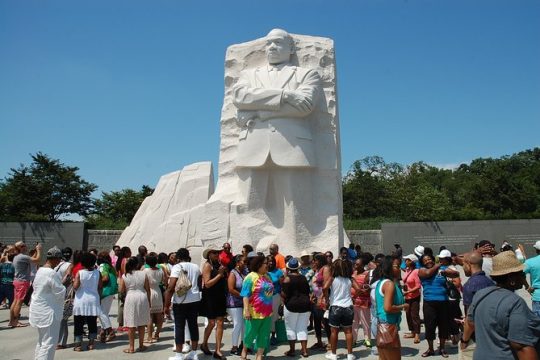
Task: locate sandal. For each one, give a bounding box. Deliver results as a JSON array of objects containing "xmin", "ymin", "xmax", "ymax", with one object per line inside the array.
[
  {"xmin": 123, "ymin": 348, "xmax": 135, "ymax": 354},
  {"xmin": 301, "ymin": 352, "xmax": 309, "ymax": 358},
  {"xmin": 200, "ymin": 344, "xmax": 212, "ymax": 355},
  {"xmin": 105, "ymin": 333, "xmax": 116, "ymax": 342},
  {"xmin": 284, "ymin": 350, "xmax": 296, "ymax": 357},
  {"xmin": 414, "ymin": 337, "xmax": 421, "ymax": 344},
  {"xmin": 403, "ymin": 333, "xmax": 415, "ymax": 338},
  {"xmin": 421, "ymin": 350, "xmax": 435, "ymax": 357},
  {"xmin": 137, "ymin": 345, "xmax": 148, "ymax": 352},
  {"xmin": 439, "ymin": 349, "xmax": 449, "ymax": 358}
]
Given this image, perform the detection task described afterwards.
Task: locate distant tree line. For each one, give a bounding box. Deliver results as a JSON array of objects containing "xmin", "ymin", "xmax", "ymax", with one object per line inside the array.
[
  {"xmin": 1, "ymin": 149, "xmax": 539, "ymax": 230},
  {"xmin": 343, "ymin": 148, "xmax": 540, "ymax": 229},
  {"xmin": 0, "ymin": 152, "xmax": 153, "ymax": 229}
]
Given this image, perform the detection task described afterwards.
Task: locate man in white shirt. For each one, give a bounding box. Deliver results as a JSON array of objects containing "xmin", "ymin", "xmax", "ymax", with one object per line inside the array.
[
  {"xmin": 29, "ymin": 246, "xmax": 66, "ymax": 360},
  {"xmin": 165, "ymin": 248, "xmax": 202, "ymax": 360}
]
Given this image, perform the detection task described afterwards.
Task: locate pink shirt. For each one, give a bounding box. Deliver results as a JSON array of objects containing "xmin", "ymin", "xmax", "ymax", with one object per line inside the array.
[{"xmin": 402, "ymin": 268, "xmax": 421, "ymax": 300}]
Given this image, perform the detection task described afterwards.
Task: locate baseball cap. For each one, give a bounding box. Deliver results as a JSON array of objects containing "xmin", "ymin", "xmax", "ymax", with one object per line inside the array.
[
  {"xmin": 414, "ymin": 246, "xmax": 425, "ymax": 257},
  {"xmin": 534, "ymin": 241, "xmax": 540, "ymax": 251},
  {"xmin": 47, "ymin": 246, "xmax": 63, "ymax": 259},
  {"xmin": 403, "ymin": 254, "xmax": 419, "ymax": 262},
  {"xmin": 439, "ymin": 249, "xmax": 452, "ymax": 259}
]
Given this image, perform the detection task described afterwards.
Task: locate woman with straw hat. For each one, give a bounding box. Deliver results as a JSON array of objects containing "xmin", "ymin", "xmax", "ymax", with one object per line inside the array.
[{"xmin": 462, "ymin": 250, "xmax": 540, "ymax": 359}]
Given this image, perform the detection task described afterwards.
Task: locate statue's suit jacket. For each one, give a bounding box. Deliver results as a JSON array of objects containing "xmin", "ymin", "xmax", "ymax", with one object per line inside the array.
[{"xmin": 233, "ymin": 65, "xmax": 321, "ymax": 168}]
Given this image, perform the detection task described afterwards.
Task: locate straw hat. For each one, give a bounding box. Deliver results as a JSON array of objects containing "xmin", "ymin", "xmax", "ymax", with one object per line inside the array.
[
  {"xmin": 490, "ymin": 251, "xmax": 524, "ymax": 277},
  {"xmin": 202, "ymin": 247, "xmax": 220, "ymax": 259},
  {"xmin": 299, "ymin": 250, "xmax": 311, "ymax": 260}
]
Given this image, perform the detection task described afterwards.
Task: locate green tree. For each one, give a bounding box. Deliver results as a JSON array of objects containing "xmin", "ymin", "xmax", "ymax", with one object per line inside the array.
[
  {"xmin": 0, "ymin": 152, "xmax": 97, "ymax": 221},
  {"xmin": 342, "ymin": 156, "xmax": 403, "ymax": 219},
  {"xmin": 86, "ymin": 186, "xmax": 154, "ymax": 229}
]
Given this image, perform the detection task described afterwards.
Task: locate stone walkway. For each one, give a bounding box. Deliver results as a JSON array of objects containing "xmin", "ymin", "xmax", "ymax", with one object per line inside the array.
[{"xmin": 0, "ymin": 297, "xmax": 469, "ymax": 360}]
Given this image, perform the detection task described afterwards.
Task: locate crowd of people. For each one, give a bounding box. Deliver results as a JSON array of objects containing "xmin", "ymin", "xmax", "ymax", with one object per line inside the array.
[{"xmin": 2, "ymin": 239, "xmax": 540, "ymax": 360}]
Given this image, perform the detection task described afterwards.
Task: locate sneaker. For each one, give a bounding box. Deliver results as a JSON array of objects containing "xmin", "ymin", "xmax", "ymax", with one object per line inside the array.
[
  {"xmin": 186, "ymin": 351, "xmax": 199, "ymax": 360},
  {"xmin": 325, "ymin": 352, "xmax": 337, "ymax": 360},
  {"xmin": 182, "ymin": 343, "xmax": 191, "ymax": 353},
  {"xmin": 168, "ymin": 354, "xmax": 184, "ymax": 360},
  {"xmin": 347, "ymin": 354, "xmax": 356, "ymax": 360},
  {"xmin": 364, "ymin": 339, "xmax": 372, "ymax": 348}
]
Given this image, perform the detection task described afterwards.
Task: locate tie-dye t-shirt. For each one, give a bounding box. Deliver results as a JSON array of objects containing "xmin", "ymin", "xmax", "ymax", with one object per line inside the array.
[{"xmin": 240, "ymin": 272, "xmax": 274, "ymax": 319}]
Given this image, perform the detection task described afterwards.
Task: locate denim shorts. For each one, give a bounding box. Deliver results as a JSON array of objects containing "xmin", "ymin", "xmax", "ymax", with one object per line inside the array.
[{"xmin": 328, "ymin": 305, "xmax": 354, "ymax": 328}]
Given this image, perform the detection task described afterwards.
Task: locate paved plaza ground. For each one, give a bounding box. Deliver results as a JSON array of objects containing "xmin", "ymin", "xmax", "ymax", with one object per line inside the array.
[
  {"xmin": 0, "ymin": 300, "xmax": 462, "ymax": 360},
  {"xmin": 0, "ymin": 285, "xmax": 531, "ymax": 360}
]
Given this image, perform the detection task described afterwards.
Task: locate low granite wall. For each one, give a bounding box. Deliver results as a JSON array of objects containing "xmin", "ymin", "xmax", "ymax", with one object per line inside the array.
[
  {"xmin": 346, "ymin": 230, "xmax": 383, "ymax": 255},
  {"xmin": 87, "ymin": 230, "xmax": 123, "ymax": 251}
]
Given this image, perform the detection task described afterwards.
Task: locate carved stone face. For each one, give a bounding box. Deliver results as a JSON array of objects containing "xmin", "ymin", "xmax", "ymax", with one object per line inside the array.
[{"xmin": 266, "ymin": 29, "xmax": 293, "ymax": 65}]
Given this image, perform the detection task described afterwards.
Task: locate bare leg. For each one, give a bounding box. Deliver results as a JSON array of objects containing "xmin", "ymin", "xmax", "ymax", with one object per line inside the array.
[
  {"xmin": 126, "ymin": 328, "xmax": 135, "ymax": 352},
  {"xmin": 256, "ymin": 347, "xmax": 265, "ymax": 360},
  {"xmin": 138, "ymin": 326, "xmax": 147, "ymax": 351},
  {"xmin": 287, "ymin": 340, "xmax": 296, "ymax": 354},
  {"xmin": 202, "ymin": 319, "xmax": 215, "ymax": 352},
  {"xmin": 9, "ymin": 299, "xmax": 24, "ymax": 326},
  {"xmin": 215, "ymin": 317, "xmax": 224, "ymax": 355},
  {"xmin": 330, "ymin": 327, "xmax": 339, "ymax": 354},
  {"xmin": 344, "ymin": 327, "xmax": 353, "ymax": 354},
  {"xmin": 300, "ymin": 340, "xmax": 308, "ymax": 355},
  {"xmin": 154, "ymin": 313, "xmax": 163, "ymax": 340},
  {"xmin": 146, "ymin": 319, "xmax": 153, "ymax": 342}
]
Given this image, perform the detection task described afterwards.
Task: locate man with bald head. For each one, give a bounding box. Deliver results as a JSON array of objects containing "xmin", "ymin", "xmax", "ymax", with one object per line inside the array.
[{"xmin": 462, "ymin": 252, "xmax": 494, "ymax": 314}]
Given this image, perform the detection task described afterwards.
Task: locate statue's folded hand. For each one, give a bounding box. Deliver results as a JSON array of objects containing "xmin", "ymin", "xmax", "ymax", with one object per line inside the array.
[
  {"xmin": 237, "ymin": 111, "xmax": 258, "ymax": 127},
  {"xmin": 283, "ymin": 91, "xmax": 313, "ymax": 113}
]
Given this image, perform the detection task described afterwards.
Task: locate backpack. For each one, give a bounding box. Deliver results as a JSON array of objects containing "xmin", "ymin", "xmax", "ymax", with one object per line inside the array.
[{"xmin": 174, "ymin": 263, "xmax": 192, "ymax": 298}]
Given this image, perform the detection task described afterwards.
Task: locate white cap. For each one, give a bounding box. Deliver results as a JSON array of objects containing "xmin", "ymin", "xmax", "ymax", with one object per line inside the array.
[
  {"xmin": 414, "ymin": 245, "xmax": 425, "ymax": 257},
  {"xmin": 439, "ymin": 249, "xmax": 452, "ymax": 259},
  {"xmin": 534, "ymin": 241, "xmax": 540, "ymax": 251},
  {"xmin": 403, "ymin": 254, "xmax": 419, "ymax": 262}
]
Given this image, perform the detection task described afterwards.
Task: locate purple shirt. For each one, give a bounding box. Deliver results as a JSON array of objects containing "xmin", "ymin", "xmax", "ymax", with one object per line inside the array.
[{"xmin": 462, "ymin": 271, "xmax": 494, "ymax": 307}]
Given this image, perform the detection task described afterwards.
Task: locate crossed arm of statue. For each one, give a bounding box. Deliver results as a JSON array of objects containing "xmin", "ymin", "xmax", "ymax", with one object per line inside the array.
[{"xmin": 233, "ymin": 69, "xmax": 320, "ymax": 128}]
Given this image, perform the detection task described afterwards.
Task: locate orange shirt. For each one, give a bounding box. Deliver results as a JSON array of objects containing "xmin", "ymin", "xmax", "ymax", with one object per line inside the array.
[{"xmin": 274, "ymin": 253, "xmax": 286, "ymax": 271}]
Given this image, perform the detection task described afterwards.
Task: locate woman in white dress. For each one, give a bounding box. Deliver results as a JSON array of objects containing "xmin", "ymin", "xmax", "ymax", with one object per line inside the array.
[
  {"xmin": 72, "ymin": 252, "xmax": 102, "ymax": 351},
  {"xmin": 120, "ymin": 256, "xmax": 151, "ymax": 354},
  {"xmin": 143, "ymin": 253, "xmax": 168, "ymax": 343}
]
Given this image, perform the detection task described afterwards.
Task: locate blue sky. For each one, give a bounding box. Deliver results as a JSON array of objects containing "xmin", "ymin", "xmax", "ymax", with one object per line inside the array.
[{"xmin": 1, "ymin": 0, "xmax": 539, "ymax": 196}]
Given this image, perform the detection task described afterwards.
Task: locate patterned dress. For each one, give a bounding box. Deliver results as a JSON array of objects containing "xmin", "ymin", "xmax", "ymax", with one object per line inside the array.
[{"xmin": 123, "ymin": 271, "xmax": 150, "ymax": 327}]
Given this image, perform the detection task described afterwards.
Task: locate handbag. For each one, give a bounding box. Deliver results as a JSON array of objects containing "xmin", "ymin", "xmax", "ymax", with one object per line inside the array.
[
  {"xmin": 63, "ymin": 285, "xmax": 74, "ymax": 320},
  {"xmin": 445, "ymin": 278, "xmax": 461, "ymax": 301},
  {"xmin": 275, "ymin": 318, "xmax": 288, "ymax": 344},
  {"xmin": 376, "ymin": 322, "xmax": 400, "ymax": 348},
  {"xmin": 174, "ymin": 264, "xmax": 192, "ymax": 299}
]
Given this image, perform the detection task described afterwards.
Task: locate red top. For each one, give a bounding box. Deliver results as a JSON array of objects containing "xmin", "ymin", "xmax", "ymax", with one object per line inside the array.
[
  {"xmin": 219, "ymin": 250, "xmax": 234, "ymax": 267},
  {"xmin": 351, "ymin": 272, "xmax": 371, "ymax": 308},
  {"xmin": 402, "ymin": 268, "xmax": 421, "ymax": 300},
  {"xmin": 72, "ymin": 262, "xmax": 84, "ymax": 277}
]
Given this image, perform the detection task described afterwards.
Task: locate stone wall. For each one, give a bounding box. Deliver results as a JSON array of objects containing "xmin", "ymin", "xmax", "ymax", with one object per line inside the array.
[
  {"xmin": 87, "ymin": 230, "xmax": 123, "ymax": 251},
  {"xmin": 346, "ymin": 230, "xmax": 383, "ymax": 255}
]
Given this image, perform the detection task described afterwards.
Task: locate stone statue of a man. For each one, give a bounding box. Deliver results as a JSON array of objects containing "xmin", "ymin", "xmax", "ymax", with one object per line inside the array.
[{"xmin": 232, "ymin": 28, "xmax": 322, "ymax": 242}]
